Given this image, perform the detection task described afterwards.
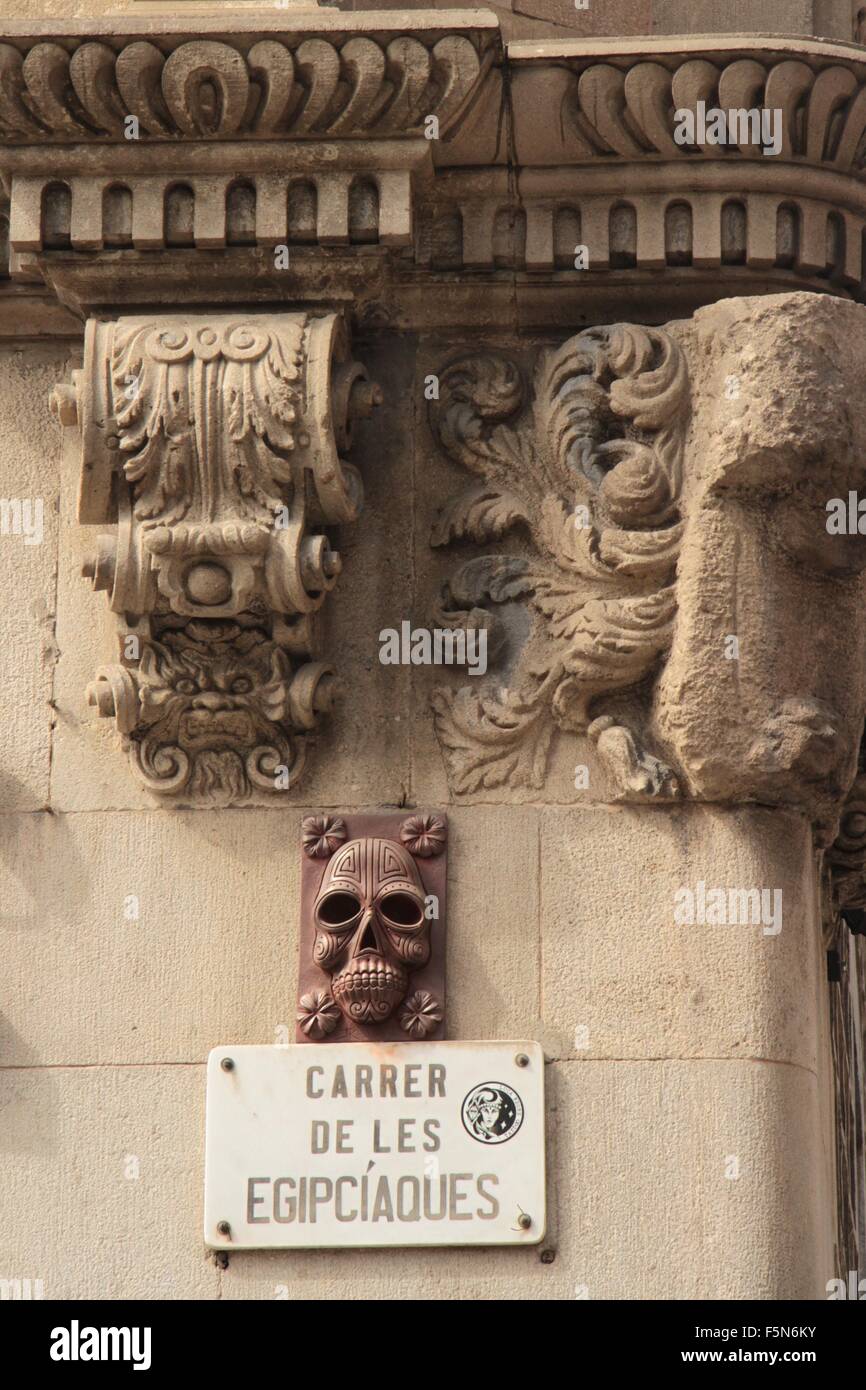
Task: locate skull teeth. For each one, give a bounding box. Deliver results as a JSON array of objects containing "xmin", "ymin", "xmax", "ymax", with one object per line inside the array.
[{"xmin": 337, "ymin": 971, "xmax": 399, "ymax": 991}]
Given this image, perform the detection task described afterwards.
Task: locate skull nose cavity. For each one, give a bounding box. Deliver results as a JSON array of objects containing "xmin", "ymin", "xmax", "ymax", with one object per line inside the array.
[{"xmin": 357, "ymin": 916, "xmax": 378, "ymax": 954}]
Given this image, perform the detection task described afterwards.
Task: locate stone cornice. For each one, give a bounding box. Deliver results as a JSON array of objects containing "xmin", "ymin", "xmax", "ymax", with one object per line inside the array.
[
  {"xmin": 0, "ymin": 12, "xmax": 499, "ymax": 41},
  {"xmin": 505, "ymin": 32, "xmax": 866, "ymax": 170},
  {"xmin": 508, "ymin": 33, "xmax": 866, "ymax": 63},
  {"xmin": 5, "ymin": 18, "xmax": 866, "ymax": 325},
  {"xmin": 0, "ymin": 12, "xmax": 498, "ymax": 144}
]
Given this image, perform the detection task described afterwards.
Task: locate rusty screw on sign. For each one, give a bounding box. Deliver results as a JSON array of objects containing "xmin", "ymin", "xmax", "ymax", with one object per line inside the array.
[
  {"xmin": 220, "ymin": 1057, "xmax": 235, "ymax": 1072},
  {"xmin": 515, "ymin": 1053, "xmax": 530, "ymax": 1067},
  {"xmin": 517, "ymin": 1213, "xmax": 532, "ymax": 1230},
  {"xmin": 217, "ymin": 1221, "xmax": 232, "ymax": 1238}
]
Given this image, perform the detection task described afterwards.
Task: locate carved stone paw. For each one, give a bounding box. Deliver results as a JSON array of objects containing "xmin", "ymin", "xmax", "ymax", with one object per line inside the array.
[{"xmin": 589, "ymin": 716, "xmax": 680, "ymax": 801}]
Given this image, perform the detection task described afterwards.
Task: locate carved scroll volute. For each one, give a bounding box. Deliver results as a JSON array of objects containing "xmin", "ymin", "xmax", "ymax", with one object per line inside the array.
[
  {"xmin": 71, "ymin": 313, "xmax": 372, "ymax": 616},
  {"xmin": 52, "ymin": 311, "xmax": 381, "ymax": 806}
]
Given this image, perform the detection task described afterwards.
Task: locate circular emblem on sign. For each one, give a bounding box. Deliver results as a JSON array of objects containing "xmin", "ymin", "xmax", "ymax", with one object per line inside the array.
[{"xmin": 461, "ymin": 1082, "xmax": 524, "ymax": 1144}]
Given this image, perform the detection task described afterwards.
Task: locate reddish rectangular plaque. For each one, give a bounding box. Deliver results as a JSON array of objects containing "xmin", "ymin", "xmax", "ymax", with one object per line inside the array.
[{"xmin": 296, "ymin": 811, "xmax": 447, "ymax": 1044}]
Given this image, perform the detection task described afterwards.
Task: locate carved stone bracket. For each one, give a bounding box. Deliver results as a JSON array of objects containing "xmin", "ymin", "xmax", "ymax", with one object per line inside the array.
[
  {"xmin": 53, "ymin": 309, "xmax": 380, "ymax": 806},
  {"xmin": 430, "ymin": 295, "xmax": 866, "ymax": 832},
  {"xmin": 429, "ymin": 323, "xmax": 687, "ymax": 800}
]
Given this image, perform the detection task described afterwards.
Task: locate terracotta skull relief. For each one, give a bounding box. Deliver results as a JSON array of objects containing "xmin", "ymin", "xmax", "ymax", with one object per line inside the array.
[
  {"xmin": 297, "ymin": 813, "xmax": 447, "ymax": 1043},
  {"xmin": 315, "ymin": 838, "xmax": 429, "ymax": 1022}
]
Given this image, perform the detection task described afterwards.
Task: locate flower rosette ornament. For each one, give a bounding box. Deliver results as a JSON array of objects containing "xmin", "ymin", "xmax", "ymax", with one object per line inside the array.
[
  {"xmin": 302, "ymin": 814, "xmax": 348, "ymax": 859},
  {"xmin": 297, "ymin": 990, "xmax": 341, "ymax": 1039},
  {"xmin": 400, "ymin": 813, "xmax": 447, "ymax": 858},
  {"xmin": 399, "ymin": 990, "xmax": 443, "ymax": 1038}
]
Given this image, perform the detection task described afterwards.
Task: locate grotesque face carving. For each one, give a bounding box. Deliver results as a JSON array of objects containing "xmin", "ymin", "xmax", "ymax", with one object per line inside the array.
[
  {"xmin": 313, "ymin": 838, "xmax": 430, "ymax": 1023},
  {"xmin": 133, "ymin": 619, "xmax": 296, "ymax": 805},
  {"xmin": 141, "ymin": 627, "xmax": 286, "ymax": 751}
]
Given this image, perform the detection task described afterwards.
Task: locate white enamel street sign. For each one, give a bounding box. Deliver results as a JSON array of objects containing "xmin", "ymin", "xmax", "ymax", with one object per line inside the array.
[{"xmin": 204, "ymin": 1041, "xmax": 545, "ymax": 1248}]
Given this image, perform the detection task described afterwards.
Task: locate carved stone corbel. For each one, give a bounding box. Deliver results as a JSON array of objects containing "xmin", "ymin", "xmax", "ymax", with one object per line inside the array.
[
  {"xmin": 428, "ymin": 324, "xmax": 687, "ymax": 800},
  {"xmin": 429, "ymin": 295, "xmax": 866, "ymax": 833},
  {"xmin": 53, "ymin": 310, "xmax": 380, "ymax": 806}
]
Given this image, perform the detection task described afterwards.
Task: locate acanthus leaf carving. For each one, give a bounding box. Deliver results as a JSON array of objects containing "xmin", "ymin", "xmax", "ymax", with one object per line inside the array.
[
  {"xmin": 429, "ymin": 483, "xmax": 529, "ymax": 546},
  {"xmin": 429, "ymin": 324, "xmax": 689, "ymax": 799},
  {"xmin": 430, "ymin": 679, "xmax": 557, "ymax": 795},
  {"xmin": 56, "ymin": 310, "xmax": 380, "ymax": 807}
]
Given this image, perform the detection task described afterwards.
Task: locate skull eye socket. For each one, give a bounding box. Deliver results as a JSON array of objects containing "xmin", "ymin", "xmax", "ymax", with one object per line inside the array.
[
  {"xmin": 379, "ymin": 891, "xmax": 425, "ymax": 928},
  {"xmin": 317, "ymin": 892, "xmax": 361, "ymax": 927}
]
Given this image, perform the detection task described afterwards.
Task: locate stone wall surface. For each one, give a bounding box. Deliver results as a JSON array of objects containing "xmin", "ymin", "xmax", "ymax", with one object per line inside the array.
[
  {"xmin": 344, "ymin": 0, "xmax": 860, "ymax": 41},
  {"xmin": 0, "ymin": 0, "xmax": 864, "ymax": 1305},
  {"xmin": 0, "ymin": 802, "xmax": 834, "ymax": 1299},
  {"xmin": 0, "ymin": 348, "xmax": 66, "ymax": 812},
  {"xmin": 0, "ymin": 0, "xmax": 859, "ymax": 38},
  {"xmin": 0, "ymin": 289, "xmax": 853, "ymax": 1299}
]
